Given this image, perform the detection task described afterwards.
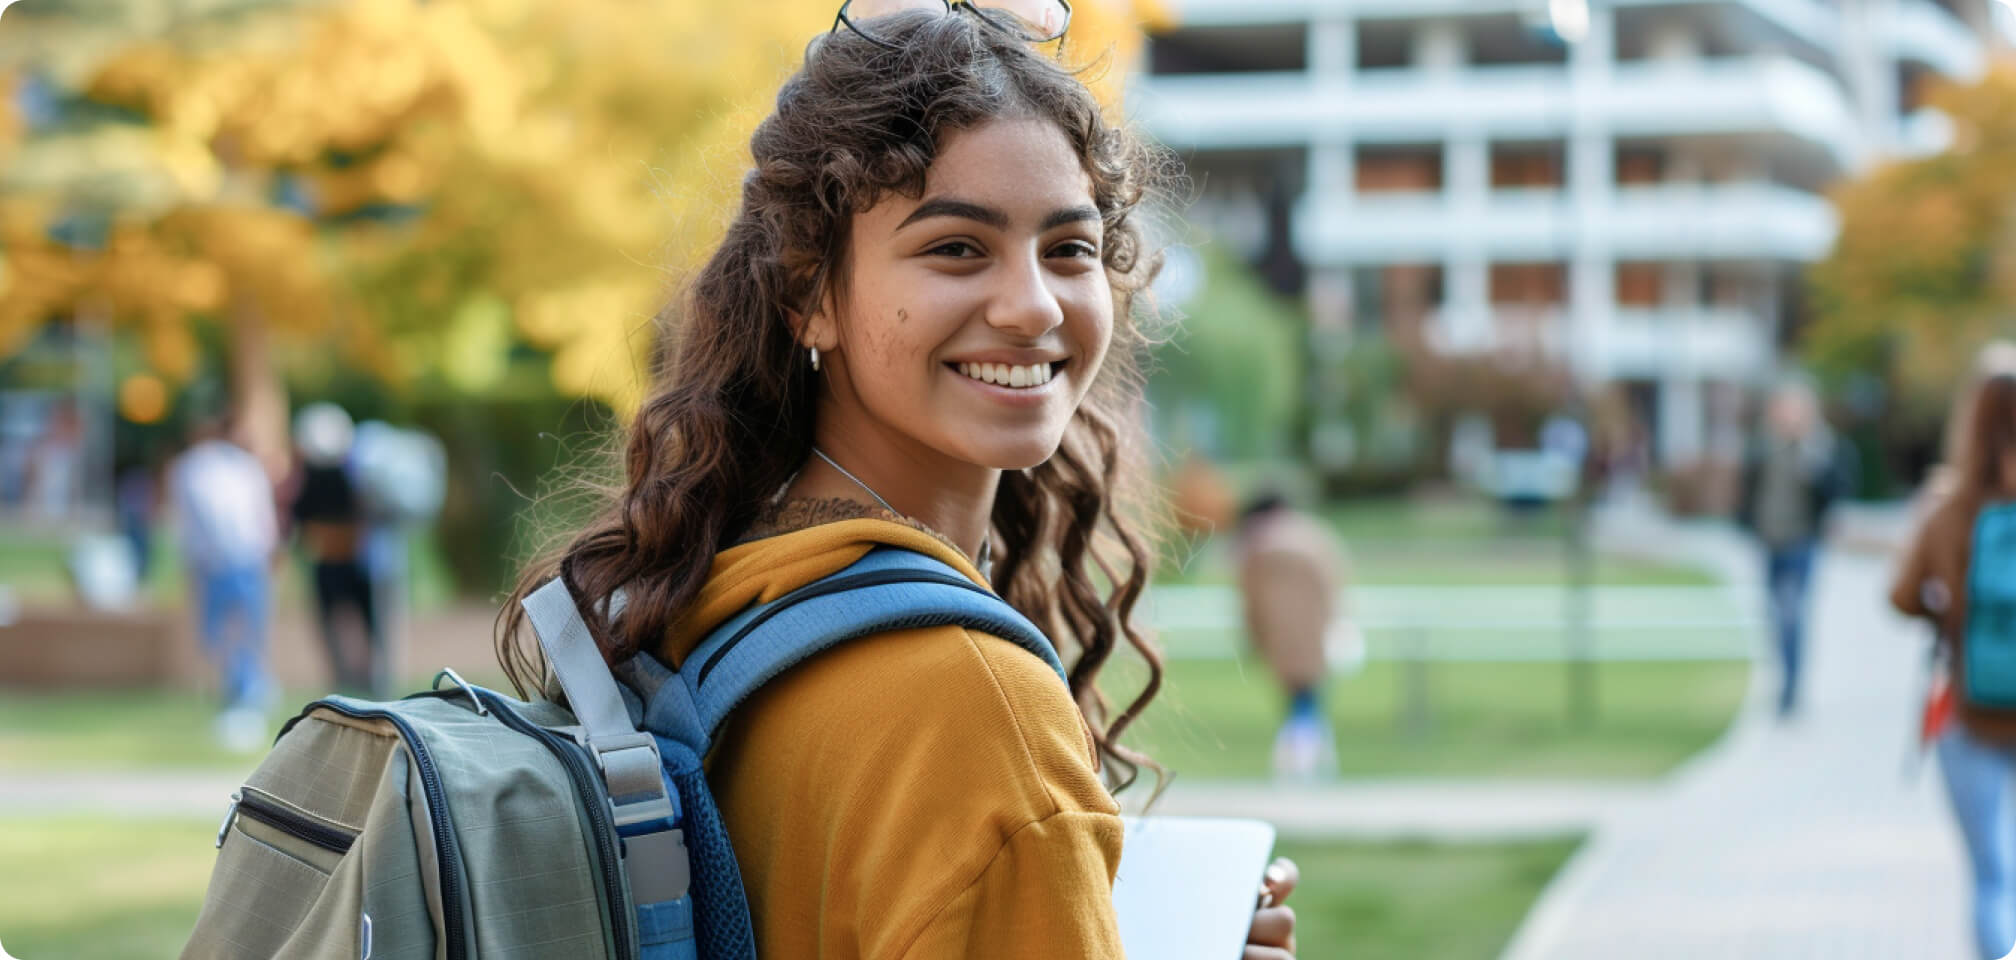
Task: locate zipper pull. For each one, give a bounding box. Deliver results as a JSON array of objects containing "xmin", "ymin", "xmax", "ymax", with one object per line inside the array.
[{"xmin": 215, "ymin": 792, "xmax": 242, "ymax": 849}]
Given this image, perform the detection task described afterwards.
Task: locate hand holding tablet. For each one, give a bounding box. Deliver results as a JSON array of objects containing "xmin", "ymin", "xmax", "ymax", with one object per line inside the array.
[
  {"xmin": 1246, "ymin": 858, "xmax": 1300, "ymax": 959},
  {"xmin": 1112, "ymin": 816, "xmax": 1298, "ymax": 959}
]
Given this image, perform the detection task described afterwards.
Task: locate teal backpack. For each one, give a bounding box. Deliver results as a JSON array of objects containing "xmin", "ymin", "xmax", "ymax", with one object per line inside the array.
[
  {"xmin": 182, "ymin": 547, "xmax": 1064, "ymax": 959},
  {"xmin": 1966, "ymin": 504, "xmax": 2016, "ymax": 707}
]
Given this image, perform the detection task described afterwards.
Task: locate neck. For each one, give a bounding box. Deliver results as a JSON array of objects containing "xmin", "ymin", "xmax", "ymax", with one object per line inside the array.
[{"xmin": 788, "ymin": 422, "xmax": 1001, "ymax": 564}]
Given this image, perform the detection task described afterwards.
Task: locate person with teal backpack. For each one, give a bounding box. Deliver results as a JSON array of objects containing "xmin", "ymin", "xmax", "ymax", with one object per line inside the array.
[
  {"xmin": 1895, "ymin": 371, "xmax": 2016, "ymax": 959},
  {"xmin": 181, "ymin": 4, "xmax": 1301, "ymax": 958}
]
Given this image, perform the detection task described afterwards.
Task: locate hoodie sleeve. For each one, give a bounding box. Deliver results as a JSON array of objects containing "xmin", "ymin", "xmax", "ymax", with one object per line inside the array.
[{"xmin": 896, "ymin": 810, "xmax": 1125, "ymax": 959}]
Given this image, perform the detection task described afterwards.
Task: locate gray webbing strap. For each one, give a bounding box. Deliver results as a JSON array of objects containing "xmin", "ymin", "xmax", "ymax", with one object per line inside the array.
[{"xmin": 522, "ymin": 578, "xmax": 673, "ymax": 830}]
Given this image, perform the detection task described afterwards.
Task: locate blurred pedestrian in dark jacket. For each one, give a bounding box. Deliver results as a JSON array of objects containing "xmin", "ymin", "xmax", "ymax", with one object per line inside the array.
[
  {"xmin": 288, "ymin": 403, "xmax": 382, "ymax": 696},
  {"xmin": 1738, "ymin": 379, "xmax": 1856, "ymax": 718}
]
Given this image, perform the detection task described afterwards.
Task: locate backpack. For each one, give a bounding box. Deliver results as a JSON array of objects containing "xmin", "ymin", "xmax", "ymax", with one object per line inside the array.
[
  {"xmin": 180, "ymin": 546, "xmax": 1065, "ymax": 960},
  {"xmin": 1966, "ymin": 504, "xmax": 2016, "ymax": 709}
]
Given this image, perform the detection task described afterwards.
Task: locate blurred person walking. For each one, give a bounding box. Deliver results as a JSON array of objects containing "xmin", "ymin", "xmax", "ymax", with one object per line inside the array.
[
  {"xmin": 1236, "ymin": 492, "xmax": 1354, "ymax": 779},
  {"xmin": 167, "ymin": 411, "xmax": 279, "ymax": 752},
  {"xmin": 348, "ymin": 419, "xmax": 447, "ymax": 695},
  {"xmin": 1892, "ymin": 371, "xmax": 2016, "ymax": 959},
  {"xmin": 1738, "ymin": 379, "xmax": 1854, "ymax": 718},
  {"xmin": 287, "ymin": 402, "xmax": 384, "ymax": 696}
]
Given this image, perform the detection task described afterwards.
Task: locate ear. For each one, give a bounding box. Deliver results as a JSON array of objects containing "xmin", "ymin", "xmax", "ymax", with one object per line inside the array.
[{"xmin": 788, "ymin": 292, "xmax": 839, "ymax": 354}]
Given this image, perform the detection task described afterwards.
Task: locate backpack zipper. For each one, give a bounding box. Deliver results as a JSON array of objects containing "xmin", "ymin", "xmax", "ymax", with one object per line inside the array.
[
  {"xmin": 233, "ymin": 787, "xmax": 358, "ymax": 855},
  {"xmin": 475, "ymin": 689, "xmax": 639, "ymax": 960},
  {"xmin": 694, "ymin": 569, "xmax": 994, "ymax": 686},
  {"xmin": 301, "ymin": 700, "xmax": 470, "ymax": 960}
]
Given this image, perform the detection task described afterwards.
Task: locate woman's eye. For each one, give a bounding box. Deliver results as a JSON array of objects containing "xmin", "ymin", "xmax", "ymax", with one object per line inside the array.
[
  {"xmin": 1051, "ymin": 241, "xmax": 1099, "ymax": 259},
  {"xmin": 927, "ymin": 241, "xmax": 980, "ymax": 258}
]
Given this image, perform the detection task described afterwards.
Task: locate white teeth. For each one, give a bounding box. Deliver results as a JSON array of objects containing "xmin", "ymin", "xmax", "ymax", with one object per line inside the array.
[{"xmin": 955, "ymin": 362, "xmax": 1057, "ymax": 388}]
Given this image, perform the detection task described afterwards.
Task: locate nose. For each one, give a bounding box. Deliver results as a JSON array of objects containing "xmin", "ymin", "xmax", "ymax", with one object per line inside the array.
[{"xmin": 984, "ymin": 251, "xmax": 1065, "ymax": 340}]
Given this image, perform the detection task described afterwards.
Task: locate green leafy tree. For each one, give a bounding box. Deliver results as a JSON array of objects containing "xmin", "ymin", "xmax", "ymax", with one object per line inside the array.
[
  {"xmin": 1152, "ymin": 243, "xmax": 1302, "ymax": 460},
  {"xmin": 1807, "ymin": 64, "xmax": 2016, "ymax": 421}
]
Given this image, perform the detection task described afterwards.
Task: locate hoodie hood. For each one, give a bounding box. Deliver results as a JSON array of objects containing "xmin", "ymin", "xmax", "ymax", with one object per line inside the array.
[{"xmin": 658, "ymin": 498, "xmax": 989, "ymax": 668}]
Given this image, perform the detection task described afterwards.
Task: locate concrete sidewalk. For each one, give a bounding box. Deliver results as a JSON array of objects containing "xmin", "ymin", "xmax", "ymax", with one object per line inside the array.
[{"xmin": 1502, "ymin": 521, "xmax": 1973, "ymax": 958}]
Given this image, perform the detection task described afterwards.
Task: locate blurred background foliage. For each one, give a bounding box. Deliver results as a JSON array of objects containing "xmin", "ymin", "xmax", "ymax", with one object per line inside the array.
[
  {"xmin": 0, "ymin": 0, "xmax": 1170, "ymax": 594},
  {"xmin": 1807, "ymin": 63, "xmax": 2016, "ymax": 486},
  {"xmin": 1151, "ymin": 242, "xmax": 1304, "ymax": 461}
]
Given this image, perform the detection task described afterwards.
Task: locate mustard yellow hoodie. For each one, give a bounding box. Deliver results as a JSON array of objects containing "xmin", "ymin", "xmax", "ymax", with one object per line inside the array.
[{"xmin": 658, "ymin": 500, "xmax": 1125, "ymax": 959}]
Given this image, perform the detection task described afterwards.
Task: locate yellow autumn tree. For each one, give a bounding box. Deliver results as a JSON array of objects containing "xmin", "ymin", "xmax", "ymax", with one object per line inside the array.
[
  {"xmin": 1, "ymin": 0, "xmax": 1172, "ymax": 431},
  {"xmin": 1806, "ymin": 63, "xmax": 2016, "ymax": 419}
]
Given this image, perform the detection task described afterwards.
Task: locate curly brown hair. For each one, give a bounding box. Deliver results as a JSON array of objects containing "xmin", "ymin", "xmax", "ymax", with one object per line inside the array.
[{"xmin": 497, "ymin": 11, "xmax": 1176, "ymax": 791}]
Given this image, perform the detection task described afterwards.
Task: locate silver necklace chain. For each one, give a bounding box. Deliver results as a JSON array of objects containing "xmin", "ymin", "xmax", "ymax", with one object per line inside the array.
[{"xmin": 809, "ymin": 445, "xmax": 993, "ymax": 578}]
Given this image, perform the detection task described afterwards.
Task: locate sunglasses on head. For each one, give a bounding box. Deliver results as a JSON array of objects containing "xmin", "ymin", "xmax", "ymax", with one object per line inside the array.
[{"xmin": 831, "ymin": 0, "xmax": 1072, "ymax": 52}]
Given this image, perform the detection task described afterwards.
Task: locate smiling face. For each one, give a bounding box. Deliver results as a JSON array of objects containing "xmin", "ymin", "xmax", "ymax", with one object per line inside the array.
[{"xmin": 799, "ymin": 116, "xmax": 1114, "ymax": 474}]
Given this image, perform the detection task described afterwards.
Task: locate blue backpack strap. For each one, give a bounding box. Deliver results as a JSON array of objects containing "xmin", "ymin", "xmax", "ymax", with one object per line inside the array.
[
  {"xmin": 652, "ymin": 546, "xmax": 1065, "ymax": 752},
  {"xmin": 624, "ymin": 547, "xmax": 1055, "ymax": 960}
]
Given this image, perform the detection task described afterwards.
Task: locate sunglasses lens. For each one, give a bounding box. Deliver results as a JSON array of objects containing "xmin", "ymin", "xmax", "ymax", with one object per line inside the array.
[
  {"xmin": 975, "ymin": 0, "xmax": 1068, "ymax": 40},
  {"xmin": 843, "ymin": 0, "xmax": 944, "ymax": 20}
]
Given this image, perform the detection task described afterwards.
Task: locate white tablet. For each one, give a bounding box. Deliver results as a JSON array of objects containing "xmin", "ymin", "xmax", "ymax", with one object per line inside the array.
[{"xmin": 1112, "ymin": 815, "xmax": 1278, "ymax": 960}]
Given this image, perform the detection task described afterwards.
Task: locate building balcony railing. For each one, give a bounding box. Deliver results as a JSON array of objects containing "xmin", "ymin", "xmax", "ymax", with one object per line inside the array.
[
  {"xmin": 1418, "ymin": 304, "xmax": 1768, "ymax": 379},
  {"xmin": 1607, "ymin": 306, "xmax": 1771, "ymax": 378},
  {"xmin": 1423, "ymin": 305, "xmax": 1566, "ymax": 356},
  {"xmin": 1293, "ymin": 182, "xmax": 1836, "ymax": 264},
  {"xmin": 1607, "ymin": 183, "xmax": 1838, "ymax": 260},
  {"xmin": 1164, "ymin": 0, "xmax": 1841, "ymax": 50},
  {"xmin": 1132, "ymin": 56, "xmax": 1860, "ymax": 168},
  {"xmin": 1885, "ymin": 0, "xmax": 1985, "ymax": 79}
]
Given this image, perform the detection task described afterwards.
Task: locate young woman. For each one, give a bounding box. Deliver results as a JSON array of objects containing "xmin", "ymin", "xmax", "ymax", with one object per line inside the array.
[
  {"xmin": 498, "ymin": 6, "xmax": 1300, "ymax": 957},
  {"xmin": 1894, "ymin": 372, "xmax": 2016, "ymax": 959}
]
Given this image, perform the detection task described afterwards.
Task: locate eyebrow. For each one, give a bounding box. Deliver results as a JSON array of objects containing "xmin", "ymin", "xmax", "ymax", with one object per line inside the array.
[{"xmin": 894, "ymin": 196, "xmax": 1103, "ymax": 235}]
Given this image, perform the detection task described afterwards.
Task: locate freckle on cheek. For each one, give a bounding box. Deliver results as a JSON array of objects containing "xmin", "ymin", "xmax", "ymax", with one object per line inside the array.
[{"xmin": 896, "ymin": 308, "xmax": 909, "ymax": 323}]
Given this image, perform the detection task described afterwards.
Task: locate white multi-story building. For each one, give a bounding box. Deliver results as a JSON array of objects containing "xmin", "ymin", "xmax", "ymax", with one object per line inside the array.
[{"xmin": 1134, "ymin": 0, "xmax": 2006, "ymax": 467}]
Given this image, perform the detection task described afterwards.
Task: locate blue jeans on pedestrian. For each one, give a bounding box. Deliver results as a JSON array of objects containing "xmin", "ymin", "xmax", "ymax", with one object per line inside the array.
[
  {"xmin": 200, "ymin": 564, "xmax": 271, "ymax": 710},
  {"xmin": 1764, "ymin": 540, "xmax": 1816, "ymax": 715},
  {"xmin": 1939, "ymin": 724, "xmax": 2016, "ymax": 959}
]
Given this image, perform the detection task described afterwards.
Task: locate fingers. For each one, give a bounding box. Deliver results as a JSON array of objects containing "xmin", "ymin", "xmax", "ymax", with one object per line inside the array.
[
  {"xmin": 1263, "ymin": 857, "xmax": 1301, "ymax": 904},
  {"xmin": 1248, "ymin": 905, "xmax": 1296, "ymax": 948}
]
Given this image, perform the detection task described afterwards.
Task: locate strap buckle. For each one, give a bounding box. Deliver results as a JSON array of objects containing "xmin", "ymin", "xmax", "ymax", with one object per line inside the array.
[{"xmin": 623, "ymin": 826, "xmax": 691, "ymax": 903}]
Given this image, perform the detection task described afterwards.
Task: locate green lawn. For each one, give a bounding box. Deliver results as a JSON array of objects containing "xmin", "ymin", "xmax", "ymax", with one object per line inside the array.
[
  {"xmin": 0, "ymin": 659, "xmax": 1745, "ymax": 779},
  {"xmin": 1159, "ymin": 496, "xmax": 1715, "ymax": 588},
  {"xmin": 1111, "ymin": 658, "xmax": 1750, "ymax": 780},
  {"xmin": 1162, "ymin": 538, "xmax": 1712, "ymax": 587},
  {"xmin": 0, "ymin": 818, "xmax": 219, "ymax": 960},
  {"xmin": 1276, "ymin": 835, "xmax": 1579, "ymax": 960},
  {"xmin": 0, "ymin": 816, "xmax": 1574, "ymax": 960},
  {"xmin": 1321, "ymin": 497, "xmax": 1570, "ymax": 541},
  {"xmin": 0, "ymin": 689, "xmax": 265, "ymax": 771},
  {"xmin": 0, "ymin": 655, "xmax": 1745, "ymax": 779},
  {"xmin": 0, "ymin": 529, "xmax": 458, "ymax": 612},
  {"xmin": 0, "ymin": 671, "xmax": 518, "ymax": 772}
]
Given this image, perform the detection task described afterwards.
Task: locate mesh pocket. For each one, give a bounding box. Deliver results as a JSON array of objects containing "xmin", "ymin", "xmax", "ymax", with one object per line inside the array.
[{"xmin": 655, "ymin": 735, "xmax": 758, "ymax": 960}]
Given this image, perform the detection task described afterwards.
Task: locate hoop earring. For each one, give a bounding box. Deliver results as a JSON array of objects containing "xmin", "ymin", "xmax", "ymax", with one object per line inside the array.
[{"xmin": 810, "ymin": 345, "xmax": 821, "ymax": 371}]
